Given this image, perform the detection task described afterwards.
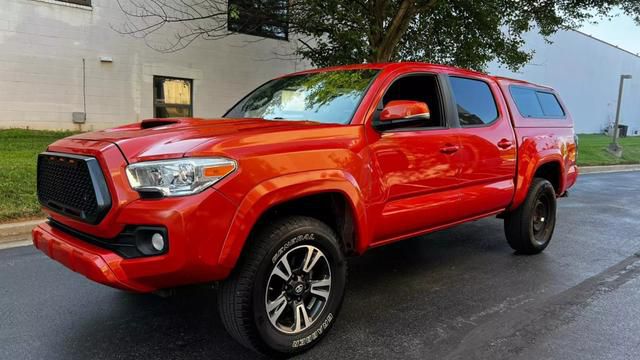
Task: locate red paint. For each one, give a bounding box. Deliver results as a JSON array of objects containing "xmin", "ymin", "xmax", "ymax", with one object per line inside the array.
[
  {"xmin": 380, "ymin": 100, "xmax": 430, "ymax": 122},
  {"xmin": 33, "ymin": 62, "xmax": 578, "ymax": 292}
]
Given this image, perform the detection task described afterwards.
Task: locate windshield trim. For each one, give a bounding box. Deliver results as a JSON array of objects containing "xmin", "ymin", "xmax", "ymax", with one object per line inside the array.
[{"xmin": 222, "ymin": 69, "xmax": 381, "ymax": 125}]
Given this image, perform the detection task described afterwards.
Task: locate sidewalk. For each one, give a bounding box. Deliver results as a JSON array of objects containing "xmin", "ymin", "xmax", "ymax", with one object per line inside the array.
[{"xmin": 579, "ymin": 164, "xmax": 640, "ymax": 174}]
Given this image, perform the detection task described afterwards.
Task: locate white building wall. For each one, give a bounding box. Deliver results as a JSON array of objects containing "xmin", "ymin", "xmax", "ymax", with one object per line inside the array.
[
  {"xmin": 0, "ymin": 0, "xmax": 306, "ymax": 131},
  {"xmin": 2, "ymin": 2, "xmax": 639, "ymax": 134},
  {"xmin": 488, "ymin": 30, "xmax": 640, "ymax": 135}
]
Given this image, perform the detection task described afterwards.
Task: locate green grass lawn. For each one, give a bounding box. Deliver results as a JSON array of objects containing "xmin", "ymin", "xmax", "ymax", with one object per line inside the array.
[
  {"xmin": 0, "ymin": 129, "xmax": 76, "ymax": 223},
  {"xmin": 577, "ymin": 134, "xmax": 640, "ymax": 166},
  {"xmin": 0, "ymin": 129, "xmax": 638, "ymax": 223}
]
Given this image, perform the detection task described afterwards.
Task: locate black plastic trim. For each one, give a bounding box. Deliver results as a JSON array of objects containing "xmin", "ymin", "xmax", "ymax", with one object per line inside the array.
[
  {"xmin": 37, "ymin": 152, "xmax": 112, "ymax": 225},
  {"xmin": 48, "ymin": 218, "xmax": 168, "ymax": 259}
]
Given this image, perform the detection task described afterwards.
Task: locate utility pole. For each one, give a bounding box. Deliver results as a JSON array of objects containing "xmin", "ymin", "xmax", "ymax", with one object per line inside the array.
[{"xmin": 608, "ymin": 74, "xmax": 632, "ymax": 157}]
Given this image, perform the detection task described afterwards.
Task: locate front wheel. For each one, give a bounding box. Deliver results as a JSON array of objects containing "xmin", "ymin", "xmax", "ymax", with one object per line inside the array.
[
  {"xmin": 218, "ymin": 216, "xmax": 347, "ymax": 356},
  {"xmin": 504, "ymin": 178, "xmax": 557, "ymax": 254}
]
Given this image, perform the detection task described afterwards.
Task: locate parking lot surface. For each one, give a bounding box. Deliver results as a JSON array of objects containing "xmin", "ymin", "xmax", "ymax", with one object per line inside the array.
[{"xmin": 1, "ymin": 171, "xmax": 639, "ymax": 359}]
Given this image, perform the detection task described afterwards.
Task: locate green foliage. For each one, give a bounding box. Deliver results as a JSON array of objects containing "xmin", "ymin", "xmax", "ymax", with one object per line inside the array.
[
  {"xmin": 291, "ymin": 0, "xmax": 640, "ymax": 71},
  {"xmin": 116, "ymin": 0, "xmax": 640, "ymax": 72},
  {"xmin": 0, "ymin": 129, "xmax": 76, "ymax": 223}
]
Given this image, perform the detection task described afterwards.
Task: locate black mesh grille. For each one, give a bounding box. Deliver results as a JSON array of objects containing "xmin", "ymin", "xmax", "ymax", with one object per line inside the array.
[{"xmin": 37, "ymin": 153, "xmax": 111, "ymax": 224}]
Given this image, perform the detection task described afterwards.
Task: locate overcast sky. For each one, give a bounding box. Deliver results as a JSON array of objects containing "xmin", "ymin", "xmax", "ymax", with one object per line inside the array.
[{"xmin": 578, "ymin": 11, "xmax": 640, "ymax": 55}]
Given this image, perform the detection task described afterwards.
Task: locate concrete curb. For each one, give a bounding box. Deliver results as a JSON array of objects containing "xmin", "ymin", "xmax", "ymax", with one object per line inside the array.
[
  {"xmin": 0, "ymin": 219, "xmax": 43, "ymax": 249},
  {"xmin": 580, "ymin": 164, "xmax": 640, "ymax": 174}
]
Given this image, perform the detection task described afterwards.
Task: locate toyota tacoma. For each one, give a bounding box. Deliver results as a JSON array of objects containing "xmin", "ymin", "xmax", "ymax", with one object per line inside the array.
[{"xmin": 33, "ymin": 62, "xmax": 578, "ymax": 356}]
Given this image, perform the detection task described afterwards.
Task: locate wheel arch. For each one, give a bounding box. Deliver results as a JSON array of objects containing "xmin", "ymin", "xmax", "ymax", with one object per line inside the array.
[
  {"xmin": 511, "ymin": 152, "xmax": 566, "ymax": 210},
  {"xmin": 533, "ymin": 161, "xmax": 563, "ymax": 194},
  {"xmin": 217, "ymin": 170, "xmax": 369, "ymax": 270}
]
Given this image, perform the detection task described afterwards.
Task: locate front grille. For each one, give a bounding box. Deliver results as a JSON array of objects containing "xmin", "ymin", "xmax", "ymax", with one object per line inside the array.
[{"xmin": 37, "ymin": 152, "xmax": 111, "ymax": 224}]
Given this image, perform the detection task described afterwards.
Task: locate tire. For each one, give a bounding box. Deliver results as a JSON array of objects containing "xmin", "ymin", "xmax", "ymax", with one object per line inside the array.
[
  {"xmin": 504, "ymin": 178, "xmax": 557, "ymax": 254},
  {"xmin": 218, "ymin": 216, "xmax": 347, "ymax": 356}
]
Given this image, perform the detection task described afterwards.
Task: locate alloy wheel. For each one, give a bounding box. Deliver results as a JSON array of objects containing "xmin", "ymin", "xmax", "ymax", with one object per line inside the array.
[{"xmin": 264, "ymin": 245, "xmax": 332, "ymax": 334}]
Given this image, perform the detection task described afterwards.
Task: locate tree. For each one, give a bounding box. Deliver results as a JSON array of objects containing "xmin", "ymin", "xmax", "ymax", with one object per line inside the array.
[{"xmin": 115, "ymin": 0, "xmax": 640, "ymax": 71}]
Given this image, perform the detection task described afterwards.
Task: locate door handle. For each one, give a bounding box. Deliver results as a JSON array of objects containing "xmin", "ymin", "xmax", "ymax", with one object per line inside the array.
[
  {"xmin": 440, "ymin": 144, "xmax": 460, "ymax": 154},
  {"xmin": 497, "ymin": 139, "xmax": 513, "ymax": 149}
]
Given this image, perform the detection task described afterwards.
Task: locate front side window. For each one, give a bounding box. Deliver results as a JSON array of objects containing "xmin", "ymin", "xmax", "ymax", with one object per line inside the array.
[
  {"xmin": 225, "ymin": 70, "xmax": 379, "ymax": 124},
  {"xmin": 375, "ymin": 74, "xmax": 444, "ymax": 129},
  {"xmin": 510, "ymin": 86, "xmax": 565, "ymax": 118},
  {"xmin": 450, "ymin": 77, "xmax": 499, "ymax": 126},
  {"xmin": 154, "ymin": 77, "xmax": 193, "ymax": 118},
  {"xmin": 228, "ymin": 0, "xmax": 288, "ymax": 40}
]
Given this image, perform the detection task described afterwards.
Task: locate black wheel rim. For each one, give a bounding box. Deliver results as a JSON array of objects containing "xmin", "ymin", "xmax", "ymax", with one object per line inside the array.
[{"xmin": 531, "ymin": 196, "xmax": 552, "ymax": 246}]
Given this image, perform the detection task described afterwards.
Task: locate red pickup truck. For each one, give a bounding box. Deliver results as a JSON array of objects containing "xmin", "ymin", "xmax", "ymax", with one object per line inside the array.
[{"xmin": 33, "ymin": 62, "xmax": 578, "ymax": 356}]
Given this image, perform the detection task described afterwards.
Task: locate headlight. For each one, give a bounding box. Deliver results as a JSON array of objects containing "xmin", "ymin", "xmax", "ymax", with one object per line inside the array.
[{"xmin": 125, "ymin": 157, "xmax": 236, "ymax": 197}]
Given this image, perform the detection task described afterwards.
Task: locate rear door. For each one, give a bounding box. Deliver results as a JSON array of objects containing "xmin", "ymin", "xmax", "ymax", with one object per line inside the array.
[{"xmin": 447, "ymin": 75, "xmax": 517, "ymax": 218}]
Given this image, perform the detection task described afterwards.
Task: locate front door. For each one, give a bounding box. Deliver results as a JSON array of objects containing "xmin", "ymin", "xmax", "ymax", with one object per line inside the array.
[{"xmin": 366, "ymin": 73, "xmax": 463, "ymax": 244}]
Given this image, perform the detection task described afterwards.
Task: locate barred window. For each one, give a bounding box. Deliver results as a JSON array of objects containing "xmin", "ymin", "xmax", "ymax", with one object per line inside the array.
[
  {"xmin": 153, "ymin": 77, "xmax": 193, "ymax": 118},
  {"xmin": 228, "ymin": 0, "xmax": 288, "ymax": 40},
  {"xmin": 56, "ymin": 0, "xmax": 91, "ymax": 6}
]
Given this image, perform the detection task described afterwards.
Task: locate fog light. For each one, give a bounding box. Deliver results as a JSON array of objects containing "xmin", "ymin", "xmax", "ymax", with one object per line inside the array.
[
  {"xmin": 133, "ymin": 227, "xmax": 168, "ymax": 256},
  {"xmin": 151, "ymin": 233, "xmax": 165, "ymax": 251}
]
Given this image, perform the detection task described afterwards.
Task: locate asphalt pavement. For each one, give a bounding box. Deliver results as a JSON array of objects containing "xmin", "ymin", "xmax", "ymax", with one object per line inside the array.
[{"xmin": 1, "ymin": 171, "xmax": 639, "ymax": 360}]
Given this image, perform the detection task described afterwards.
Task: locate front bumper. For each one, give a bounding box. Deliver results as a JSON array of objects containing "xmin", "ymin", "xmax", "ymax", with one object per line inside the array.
[
  {"xmin": 33, "ymin": 222, "xmax": 152, "ymax": 292},
  {"xmin": 32, "ymin": 188, "xmax": 239, "ymax": 293}
]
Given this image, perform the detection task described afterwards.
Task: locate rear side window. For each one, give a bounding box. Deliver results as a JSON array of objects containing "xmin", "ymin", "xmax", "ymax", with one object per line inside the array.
[
  {"xmin": 450, "ymin": 77, "xmax": 498, "ymax": 126},
  {"xmin": 510, "ymin": 87, "xmax": 544, "ymax": 117},
  {"xmin": 510, "ymin": 86, "xmax": 565, "ymax": 118},
  {"xmin": 537, "ymin": 92, "xmax": 565, "ymax": 117}
]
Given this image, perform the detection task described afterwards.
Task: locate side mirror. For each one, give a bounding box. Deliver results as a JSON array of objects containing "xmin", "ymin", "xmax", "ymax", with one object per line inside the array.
[{"xmin": 380, "ymin": 100, "xmax": 430, "ymax": 122}]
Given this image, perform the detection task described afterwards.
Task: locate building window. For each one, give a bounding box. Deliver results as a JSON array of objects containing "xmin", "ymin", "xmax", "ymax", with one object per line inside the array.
[
  {"xmin": 228, "ymin": 0, "xmax": 288, "ymax": 40},
  {"xmin": 153, "ymin": 77, "xmax": 193, "ymax": 118},
  {"xmin": 56, "ymin": 0, "xmax": 92, "ymax": 6}
]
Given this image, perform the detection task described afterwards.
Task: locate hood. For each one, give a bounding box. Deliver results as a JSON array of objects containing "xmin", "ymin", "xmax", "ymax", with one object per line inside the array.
[{"xmin": 69, "ymin": 118, "xmax": 340, "ymax": 162}]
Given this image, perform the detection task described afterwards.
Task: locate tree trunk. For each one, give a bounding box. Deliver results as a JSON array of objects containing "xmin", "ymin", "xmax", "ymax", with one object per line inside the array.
[
  {"xmin": 367, "ymin": 0, "xmax": 438, "ymax": 63},
  {"xmin": 368, "ymin": 0, "xmax": 414, "ymax": 63}
]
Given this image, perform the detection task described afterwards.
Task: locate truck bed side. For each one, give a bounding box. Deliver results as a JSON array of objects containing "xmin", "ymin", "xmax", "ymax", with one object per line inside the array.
[{"xmin": 495, "ymin": 78, "xmax": 579, "ymax": 210}]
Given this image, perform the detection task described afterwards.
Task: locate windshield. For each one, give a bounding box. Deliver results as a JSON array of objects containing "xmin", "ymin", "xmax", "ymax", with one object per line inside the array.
[{"xmin": 224, "ymin": 69, "xmax": 379, "ymax": 124}]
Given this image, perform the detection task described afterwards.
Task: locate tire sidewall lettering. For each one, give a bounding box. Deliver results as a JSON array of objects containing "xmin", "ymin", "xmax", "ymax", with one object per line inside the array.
[
  {"xmin": 291, "ymin": 313, "xmax": 334, "ymax": 348},
  {"xmin": 272, "ymin": 233, "xmax": 316, "ymax": 264}
]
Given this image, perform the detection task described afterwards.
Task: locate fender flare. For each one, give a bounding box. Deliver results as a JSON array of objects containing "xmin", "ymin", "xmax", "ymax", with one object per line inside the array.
[
  {"xmin": 217, "ymin": 170, "xmax": 369, "ymax": 270},
  {"xmin": 511, "ymin": 146, "xmax": 566, "ymax": 210}
]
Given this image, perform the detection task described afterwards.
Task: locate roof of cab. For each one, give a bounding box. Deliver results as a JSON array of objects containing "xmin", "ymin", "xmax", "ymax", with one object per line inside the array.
[
  {"xmin": 491, "ymin": 75, "xmax": 554, "ymax": 91},
  {"xmin": 283, "ymin": 62, "xmax": 553, "ymax": 90}
]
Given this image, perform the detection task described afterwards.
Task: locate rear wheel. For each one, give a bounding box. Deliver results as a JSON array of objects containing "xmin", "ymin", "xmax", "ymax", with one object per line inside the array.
[
  {"xmin": 504, "ymin": 178, "xmax": 557, "ymax": 254},
  {"xmin": 218, "ymin": 216, "xmax": 347, "ymax": 356}
]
